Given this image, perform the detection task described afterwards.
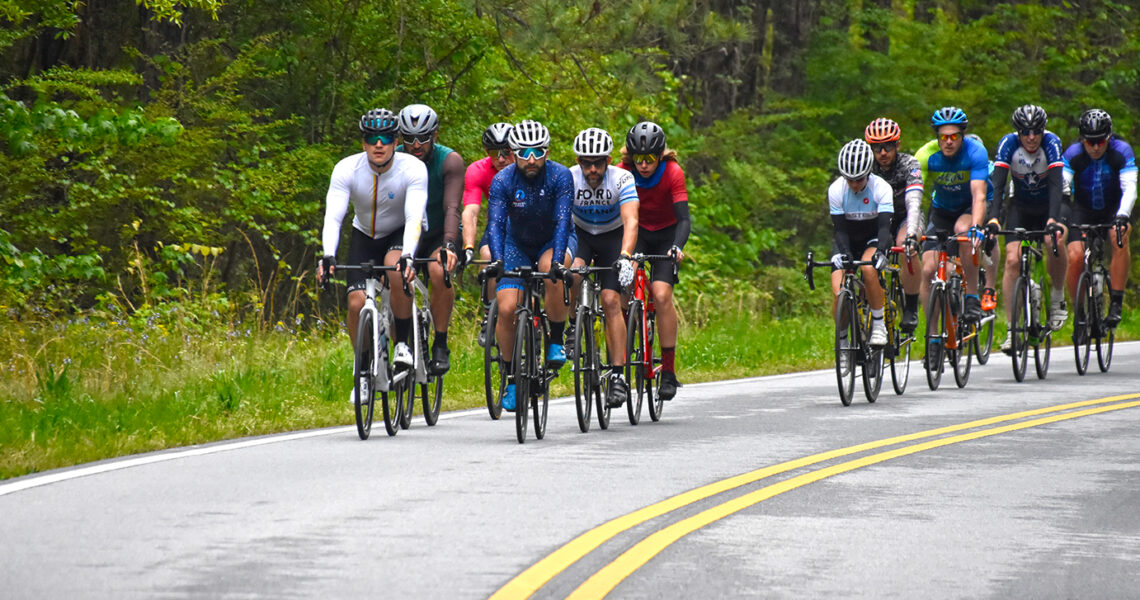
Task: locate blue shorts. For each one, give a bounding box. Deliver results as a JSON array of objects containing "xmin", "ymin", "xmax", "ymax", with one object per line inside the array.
[{"xmin": 497, "ymin": 231, "xmax": 579, "ymax": 292}]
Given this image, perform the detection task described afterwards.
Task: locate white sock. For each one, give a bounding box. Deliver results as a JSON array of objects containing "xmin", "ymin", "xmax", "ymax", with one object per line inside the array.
[{"xmin": 871, "ymin": 308, "xmax": 884, "ymax": 319}]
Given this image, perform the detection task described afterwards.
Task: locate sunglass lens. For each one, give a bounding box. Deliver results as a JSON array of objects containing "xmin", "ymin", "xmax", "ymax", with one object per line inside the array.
[{"xmin": 365, "ymin": 134, "xmax": 393, "ymax": 145}]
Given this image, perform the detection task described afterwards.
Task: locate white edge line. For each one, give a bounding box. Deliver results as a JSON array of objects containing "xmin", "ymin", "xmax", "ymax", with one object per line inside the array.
[{"xmin": 4, "ymin": 342, "xmax": 1136, "ymax": 497}]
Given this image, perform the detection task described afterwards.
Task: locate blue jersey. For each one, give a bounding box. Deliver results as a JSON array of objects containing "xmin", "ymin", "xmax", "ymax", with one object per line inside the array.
[
  {"xmin": 1063, "ymin": 138, "xmax": 1138, "ymax": 214},
  {"xmin": 993, "ymin": 131, "xmax": 1064, "ymax": 207},
  {"xmin": 916, "ymin": 137, "xmax": 990, "ymax": 213},
  {"xmin": 487, "ymin": 160, "xmax": 574, "ymax": 262}
]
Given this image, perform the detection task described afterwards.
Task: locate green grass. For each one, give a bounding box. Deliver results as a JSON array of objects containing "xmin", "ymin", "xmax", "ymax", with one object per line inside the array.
[{"xmin": 2, "ymin": 305, "xmax": 1136, "ymax": 480}]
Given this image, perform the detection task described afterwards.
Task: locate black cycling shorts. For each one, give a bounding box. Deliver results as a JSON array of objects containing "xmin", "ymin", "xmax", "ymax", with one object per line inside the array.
[
  {"xmin": 1002, "ymin": 203, "xmax": 1050, "ymax": 245},
  {"xmin": 575, "ymin": 226, "xmax": 624, "ymax": 293},
  {"xmin": 345, "ymin": 227, "xmax": 403, "ymax": 293},
  {"xmin": 1063, "ymin": 203, "xmax": 1117, "ymax": 244},
  {"xmin": 922, "ymin": 206, "xmax": 971, "ymax": 255},
  {"xmin": 633, "ymin": 225, "xmax": 679, "ymax": 285},
  {"xmin": 830, "ymin": 220, "xmax": 879, "ymax": 271}
]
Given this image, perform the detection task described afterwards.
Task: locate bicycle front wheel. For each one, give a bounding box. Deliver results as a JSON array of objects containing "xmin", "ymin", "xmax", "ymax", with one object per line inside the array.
[
  {"xmin": 1096, "ymin": 273, "xmax": 1114, "ymax": 372},
  {"xmin": 573, "ymin": 305, "xmax": 594, "ymax": 433},
  {"xmin": 862, "ymin": 342, "xmax": 883, "ymax": 403},
  {"xmin": 354, "ymin": 312, "xmax": 377, "ymax": 440},
  {"xmin": 886, "ymin": 274, "xmax": 910, "ymax": 395},
  {"xmin": 1034, "ymin": 286, "xmax": 1051, "ymax": 379},
  {"xmin": 974, "ymin": 312, "xmax": 994, "ymax": 365},
  {"xmin": 1073, "ymin": 272, "xmax": 1092, "ymax": 375},
  {"xmin": 835, "ymin": 289, "xmax": 857, "ymax": 405},
  {"xmin": 625, "ymin": 302, "xmax": 645, "ymax": 425},
  {"xmin": 1011, "ymin": 278, "xmax": 1029, "ymax": 382},
  {"xmin": 533, "ymin": 319, "xmax": 549, "ymax": 440},
  {"xmin": 646, "ymin": 315, "xmax": 664, "ymax": 422},
  {"xmin": 483, "ymin": 298, "xmax": 504, "ymax": 420},
  {"xmin": 514, "ymin": 314, "xmax": 532, "ymax": 444},
  {"xmin": 924, "ymin": 287, "xmax": 945, "ymax": 391}
]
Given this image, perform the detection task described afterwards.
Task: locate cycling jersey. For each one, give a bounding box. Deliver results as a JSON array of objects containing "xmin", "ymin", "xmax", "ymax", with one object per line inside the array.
[
  {"xmin": 463, "ymin": 155, "xmax": 500, "ymax": 207},
  {"xmin": 621, "ymin": 159, "xmax": 688, "ymax": 231},
  {"xmin": 397, "ymin": 143, "xmax": 461, "ymax": 244},
  {"xmin": 322, "ymin": 151, "xmax": 428, "ymax": 257},
  {"xmin": 569, "ymin": 164, "xmax": 638, "ymax": 234},
  {"xmin": 915, "ymin": 137, "xmax": 990, "ymax": 213},
  {"xmin": 486, "ymin": 161, "xmax": 574, "ymax": 264},
  {"xmin": 829, "ymin": 174, "xmax": 893, "ymax": 257},
  {"xmin": 1063, "ymin": 138, "xmax": 1138, "ymax": 218},
  {"xmin": 870, "ymin": 152, "xmax": 923, "ymax": 214}
]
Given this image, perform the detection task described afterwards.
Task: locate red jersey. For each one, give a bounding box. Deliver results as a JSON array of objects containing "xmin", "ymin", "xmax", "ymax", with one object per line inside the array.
[{"xmin": 619, "ymin": 159, "xmax": 688, "ymax": 231}]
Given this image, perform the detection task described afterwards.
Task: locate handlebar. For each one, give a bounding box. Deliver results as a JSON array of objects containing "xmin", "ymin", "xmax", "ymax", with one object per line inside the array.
[
  {"xmin": 479, "ymin": 263, "xmax": 572, "ymax": 306},
  {"xmin": 888, "ymin": 245, "xmax": 915, "ymax": 275},
  {"xmin": 630, "ymin": 252, "xmax": 679, "ymax": 279},
  {"xmin": 803, "ymin": 250, "xmax": 877, "ymax": 291},
  {"xmin": 994, "ymin": 228, "xmax": 1061, "ymax": 257},
  {"xmin": 326, "ymin": 261, "xmax": 408, "ymax": 296},
  {"xmin": 1074, "ymin": 222, "xmax": 1126, "ymax": 248}
]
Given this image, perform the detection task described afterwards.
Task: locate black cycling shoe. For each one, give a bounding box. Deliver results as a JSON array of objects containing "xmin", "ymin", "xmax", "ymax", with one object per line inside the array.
[
  {"xmin": 900, "ymin": 307, "xmax": 918, "ymax": 334},
  {"xmin": 429, "ymin": 344, "xmax": 450, "ymax": 375},
  {"xmin": 963, "ymin": 295, "xmax": 983, "ymax": 323},
  {"xmin": 658, "ymin": 371, "xmax": 680, "ymax": 401},
  {"xmin": 607, "ymin": 375, "xmax": 628, "ymax": 408},
  {"xmin": 1106, "ymin": 301, "xmax": 1123, "ymax": 327}
]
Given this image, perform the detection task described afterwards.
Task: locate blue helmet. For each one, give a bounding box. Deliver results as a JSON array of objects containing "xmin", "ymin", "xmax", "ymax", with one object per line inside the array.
[{"xmin": 931, "ymin": 106, "xmax": 968, "ymax": 130}]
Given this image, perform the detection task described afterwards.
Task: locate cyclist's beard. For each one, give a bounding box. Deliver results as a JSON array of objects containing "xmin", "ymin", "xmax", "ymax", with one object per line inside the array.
[{"xmin": 521, "ymin": 163, "xmax": 544, "ymax": 180}]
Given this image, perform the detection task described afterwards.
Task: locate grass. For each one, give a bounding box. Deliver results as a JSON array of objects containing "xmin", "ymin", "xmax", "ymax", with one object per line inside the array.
[{"xmin": 2, "ymin": 300, "xmax": 1135, "ymax": 480}]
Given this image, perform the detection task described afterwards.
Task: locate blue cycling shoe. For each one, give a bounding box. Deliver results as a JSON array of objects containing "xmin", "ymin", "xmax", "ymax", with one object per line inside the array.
[
  {"xmin": 546, "ymin": 344, "xmax": 566, "ymax": 368},
  {"xmin": 501, "ymin": 383, "xmax": 516, "ymax": 412}
]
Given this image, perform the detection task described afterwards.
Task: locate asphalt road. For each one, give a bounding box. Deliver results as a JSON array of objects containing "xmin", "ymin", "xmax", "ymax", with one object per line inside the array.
[{"xmin": 3, "ymin": 343, "xmax": 1140, "ymax": 599}]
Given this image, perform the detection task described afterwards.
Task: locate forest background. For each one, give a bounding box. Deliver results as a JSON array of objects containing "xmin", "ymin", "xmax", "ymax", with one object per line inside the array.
[{"xmin": 2, "ymin": 0, "xmax": 1139, "ymax": 476}]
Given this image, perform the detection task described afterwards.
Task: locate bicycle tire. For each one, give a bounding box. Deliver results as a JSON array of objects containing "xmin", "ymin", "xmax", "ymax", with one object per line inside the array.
[
  {"xmin": 1073, "ymin": 271, "xmax": 1092, "ymax": 375},
  {"xmin": 646, "ymin": 315, "xmax": 664, "ymax": 422},
  {"xmin": 1096, "ymin": 272, "xmax": 1113, "ymax": 372},
  {"xmin": 514, "ymin": 314, "xmax": 531, "ymax": 444},
  {"xmin": 1098, "ymin": 327, "xmax": 1114, "ymax": 372},
  {"xmin": 419, "ymin": 306, "xmax": 443, "ymax": 426},
  {"xmin": 1033, "ymin": 284, "xmax": 1051, "ymax": 379},
  {"xmin": 573, "ymin": 304, "xmax": 594, "ymax": 433},
  {"xmin": 862, "ymin": 342, "xmax": 883, "ymax": 403},
  {"xmin": 625, "ymin": 303, "xmax": 644, "ymax": 425},
  {"xmin": 886, "ymin": 273, "xmax": 910, "ymax": 395},
  {"xmin": 974, "ymin": 313, "xmax": 994, "ymax": 365},
  {"xmin": 533, "ymin": 318, "xmax": 549, "ymax": 440},
  {"xmin": 1011, "ymin": 278, "xmax": 1029, "ymax": 382},
  {"xmin": 924, "ymin": 287, "xmax": 945, "ymax": 391},
  {"xmin": 354, "ymin": 312, "xmax": 377, "ymax": 440},
  {"xmin": 398, "ymin": 363, "xmax": 414, "ymax": 430},
  {"xmin": 595, "ymin": 370, "xmax": 611, "ymax": 430},
  {"xmin": 952, "ymin": 317, "xmax": 971, "ymax": 389},
  {"xmin": 835, "ymin": 289, "xmax": 857, "ymax": 405},
  {"xmin": 890, "ymin": 331, "xmax": 911, "ymax": 395},
  {"xmin": 483, "ymin": 298, "xmax": 504, "ymax": 420}
]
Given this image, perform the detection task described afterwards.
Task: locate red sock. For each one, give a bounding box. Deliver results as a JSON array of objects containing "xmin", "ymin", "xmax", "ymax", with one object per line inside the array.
[{"xmin": 662, "ymin": 347, "xmax": 675, "ymax": 372}]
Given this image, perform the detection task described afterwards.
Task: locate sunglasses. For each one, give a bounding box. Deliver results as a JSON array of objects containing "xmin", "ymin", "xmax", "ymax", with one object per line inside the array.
[
  {"xmin": 938, "ymin": 132, "xmax": 962, "ymax": 143},
  {"xmin": 1084, "ymin": 136, "xmax": 1109, "ymax": 147},
  {"xmin": 632, "ymin": 153, "xmax": 659, "ymax": 165},
  {"xmin": 870, "ymin": 142, "xmax": 897, "ymax": 153},
  {"xmin": 488, "ymin": 148, "xmax": 512, "ymax": 159},
  {"xmin": 364, "ymin": 133, "xmax": 395, "ymax": 146},
  {"xmin": 517, "ymin": 147, "xmax": 548, "ymax": 160},
  {"xmin": 1018, "ymin": 128, "xmax": 1044, "ymax": 137},
  {"xmin": 402, "ymin": 133, "xmax": 434, "ymax": 146},
  {"xmin": 577, "ymin": 157, "xmax": 607, "ymax": 169}
]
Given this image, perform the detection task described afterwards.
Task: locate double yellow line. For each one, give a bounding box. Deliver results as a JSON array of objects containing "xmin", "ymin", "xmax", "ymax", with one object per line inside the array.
[{"xmin": 490, "ymin": 393, "xmax": 1140, "ymax": 600}]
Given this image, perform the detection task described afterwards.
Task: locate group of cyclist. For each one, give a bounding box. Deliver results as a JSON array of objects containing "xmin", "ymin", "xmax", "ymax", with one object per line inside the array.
[
  {"xmin": 828, "ymin": 104, "xmax": 1135, "ymax": 366},
  {"xmin": 317, "ymin": 106, "xmax": 691, "ymax": 416}
]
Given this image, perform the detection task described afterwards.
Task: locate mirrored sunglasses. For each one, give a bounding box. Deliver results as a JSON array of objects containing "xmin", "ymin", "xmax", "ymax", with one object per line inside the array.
[
  {"xmin": 1018, "ymin": 128, "xmax": 1044, "ymax": 137},
  {"xmin": 402, "ymin": 133, "xmax": 434, "ymax": 146},
  {"xmin": 364, "ymin": 133, "xmax": 395, "ymax": 146},
  {"xmin": 633, "ymin": 153, "xmax": 659, "ymax": 165},
  {"xmin": 517, "ymin": 147, "xmax": 548, "ymax": 160},
  {"xmin": 1084, "ymin": 136, "xmax": 1109, "ymax": 147},
  {"xmin": 938, "ymin": 132, "xmax": 961, "ymax": 143},
  {"xmin": 577, "ymin": 157, "xmax": 607, "ymax": 169},
  {"xmin": 488, "ymin": 148, "xmax": 512, "ymax": 159}
]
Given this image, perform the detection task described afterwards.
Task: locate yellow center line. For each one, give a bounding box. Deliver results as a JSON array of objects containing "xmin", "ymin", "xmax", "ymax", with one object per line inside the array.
[
  {"xmin": 488, "ymin": 393, "xmax": 1140, "ymax": 600},
  {"xmin": 568, "ymin": 398, "xmax": 1140, "ymax": 599}
]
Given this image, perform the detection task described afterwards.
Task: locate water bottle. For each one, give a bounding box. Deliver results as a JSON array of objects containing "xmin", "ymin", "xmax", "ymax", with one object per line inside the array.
[
  {"xmin": 1030, "ymin": 280, "xmax": 1042, "ymax": 315},
  {"xmin": 1093, "ymin": 273, "xmax": 1105, "ymax": 298}
]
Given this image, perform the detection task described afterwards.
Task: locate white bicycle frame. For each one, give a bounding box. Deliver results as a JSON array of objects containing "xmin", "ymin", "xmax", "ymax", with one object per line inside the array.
[
  {"xmin": 408, "ymin": 277, "xmax": 432, "ymax": 387},
  {"xmin": 360, "ymin": 276, "xmax": 395, "ymax": 392}
]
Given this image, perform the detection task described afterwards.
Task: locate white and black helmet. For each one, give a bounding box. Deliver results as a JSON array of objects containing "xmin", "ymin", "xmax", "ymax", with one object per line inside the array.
[
  {"xmin": 508, "ymin": 119, "xmax": 550, "ymax": 150},
  {"xmin": 398, "ymin": 104, "xmax": 439, "ymax": 136},
  {"xmin": 482, "ymin": 122, "xmax": 513, "ymax": 149},
  {"xmin": 837, "ymin": 139, "xmax": 874, "ymax": 179},
  {"xmin": 573, "ymin": 127, "xmax": 613, "ymax": 157}
]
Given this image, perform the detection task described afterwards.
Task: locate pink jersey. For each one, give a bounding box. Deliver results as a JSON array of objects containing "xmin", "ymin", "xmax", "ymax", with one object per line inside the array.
[{"xmin": 463, "ymin": 156, "xmax": 500, "ymax": 207}]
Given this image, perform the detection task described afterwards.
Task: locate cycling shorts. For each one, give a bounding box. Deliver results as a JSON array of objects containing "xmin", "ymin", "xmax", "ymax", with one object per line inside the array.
[
  {"xmin": 497, "ymin": 231, "xmax": 579, "ymax": 292},
  {"xmin": 830, "ymin": 222, "xmax": 880, "ymax": 272},
  {"xmin": 346, "ymin": 227, "xmax": 404, "ymax": 294},
  {"xmin": 921, "ymin": 206, "xmax": 972, "ymax": 255},
  {"xmin": 574, "ymin": 226, "xmax": 625, "ymax": 293},
  {"xmin": 633, "ymin": 225, "xmax": 679, "ymax": 285},
  {"xmin": 1002, "ymin": 204, "xmax": 1050, "ymax": 246},
  {"xmin": 1062, "ymin": 203, "xmax": 1118, "ymax": 244}
]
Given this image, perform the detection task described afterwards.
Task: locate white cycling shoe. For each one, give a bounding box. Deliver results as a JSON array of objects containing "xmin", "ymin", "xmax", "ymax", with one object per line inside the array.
[
  {"xmin": 393, "ymin": 342, "xmax": 414, "ymax": 367},
  {"xmin": 868, "ymin": 319, "xmax": 887, "ymax": 347}
]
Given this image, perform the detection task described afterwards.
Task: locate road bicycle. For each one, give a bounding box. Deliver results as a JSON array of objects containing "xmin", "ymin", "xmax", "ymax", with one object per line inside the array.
[
  {"xmin": 804, "ymin": 252, "xmax": 884, "ymax": 406},
  {"xmin": 995, "ymin": 228, "xmax": 1059, "ymax": 382},
  {"xmin": 475, "ymin": 261, "xmax": 506, "ymax": 420},
  {"xmin": 1071, "ymin": 223, "xmax": 1119, "ymax": 375},
  {"xmin": 326, "ymin": 261, "xmax": 409, "ymax": 439},
  {"xmin": 626, "ymin": 253, "xmax": 678, "ymax": 423},
  {"xmin": 883, "ymin": 245, "xmax": 917, "ymax": 395},
  {"xmin": 398, "ymin": 255, "xmax": 451, "ymax": 428},
  {"xmin": 486, "ymin": 264, "xmax": 570, "ymax": 443},
  {"xmin": 920, "ymin": 232, "xmax": 983, "ymax": 391},
  {"xmin": 568, "ymin": 264, "xmax": 617, "ymax": 432}
]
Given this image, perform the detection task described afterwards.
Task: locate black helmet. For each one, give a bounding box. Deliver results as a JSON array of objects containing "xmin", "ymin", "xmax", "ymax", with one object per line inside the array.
[
  {"xmin": 482, "ymin": 122, "xmax": 513, "ymax": 149},
  {"xmin": 360, "ymin": 108, "xmax": 399, "ymax": 136},
  {"xmin": 626, "ymin": 121, "xmax": 666, "ymax": 154},
  {"xmin": 1078, "ymin": 109, "xmax": 1113, "ymax": 138},
  {"xmin": 1011, "ymin": 104, "xmax": 1047, "ymax": 131}
]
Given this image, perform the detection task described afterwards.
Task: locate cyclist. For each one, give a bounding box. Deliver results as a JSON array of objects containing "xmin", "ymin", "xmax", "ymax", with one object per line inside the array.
[
  {"xmin": 618, "ymin": 121, "xmax": 689, "ymax": 401},
  {"xmin": 828, "ymin": 139, "xmax": 894, "ymax": 347},
  {"xmin": 568, "ymin": 127, "xmax": 640, "ymax": 408},
  {"xmin": 864, "ymin": 117, "xmax": 924, "ymax": 333},
  {"xmin": 397, "ymin": 104, "xmax": 464, "ymax": 375},
  {"xmin": 1062, "ymin": 108, "xmax": 1136, "ymax": 327},
  {"xmin": 318, "ymin": 108, "xmax": 428, "ymax": 403},
  {"xmin": 461, "ymin": 122, "xmax": 514, "ymax": 268},
  {"xmin": 486, "ymin": 120, "xmax": 576, "ymax": 412},
  {"xmin": 984, "ymin": 105, "xmax": 1068, "ymax": 352},
  {"xmin": 915, "ymin": 106, "xmax": 990, "ymax": 325}
]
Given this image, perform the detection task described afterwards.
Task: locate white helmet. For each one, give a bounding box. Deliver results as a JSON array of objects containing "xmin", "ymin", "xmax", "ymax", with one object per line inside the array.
[
  {"xmin": 837, "ymin": 139, "xmax": 874, "ymax": 179},
  {"xmin": 573, "ymin": 127, "xmax": 613, "ymax": 157},
  {"xmin": 508, "ymin": 119, "xmax": 550, "ymax": 150},
  {"xmin": 398, "ymin": 104, "xmax": 439, "ymax": 136}
]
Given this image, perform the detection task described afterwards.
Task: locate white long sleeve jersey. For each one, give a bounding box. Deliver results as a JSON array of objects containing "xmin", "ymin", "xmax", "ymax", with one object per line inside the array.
[{"xmin": 322, "ymin": 152, "xmax": 429, "ymax": 257}]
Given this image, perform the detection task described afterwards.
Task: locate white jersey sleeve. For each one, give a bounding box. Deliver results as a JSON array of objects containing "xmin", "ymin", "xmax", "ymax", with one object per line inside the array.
[
  {"xmin": 399, "ymin": 155, "xmax": 430, "ymax": 255},
  {"xmin": 322, "ymin": 154, "xmax": 359, "ymax": 257}
]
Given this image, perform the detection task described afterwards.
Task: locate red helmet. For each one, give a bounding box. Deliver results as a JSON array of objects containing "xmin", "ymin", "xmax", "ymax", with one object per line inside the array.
[{"xmin": 864, "ymin": 118, "xmax": 901, "ymax": 144}]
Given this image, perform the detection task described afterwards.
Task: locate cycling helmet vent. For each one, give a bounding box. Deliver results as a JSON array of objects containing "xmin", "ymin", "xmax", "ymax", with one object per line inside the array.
[
  {"xmin": 931, "ymin": 106, "xmax": 969, "ymax": 130},
  {"xmin": 573, "ymin": 127, "xmax": 614, "ymax": 157},
  {"xmin": 359, "ymin": 108, "xmax": 399, "ymax": 136},
  {"xmin": 482, "ymin": 122, "xmax": 513, "ymax": 149},
  {"xmin": 1010, "ymin": 104, "xmax": 1047, "ymax": 131},
  {"xmin": 625, "ymin": 121, "xmax": 666, "ymax": 155},
  {"xmin": 864, "ymin": 118, "xmax": 901, "ymax": 144},
  {"xmin": 508, "ymin": 119, "xmax": 551, "ymax": 150},
  {"xmin": 398, "ymin": 104, "xmax": 439, "ymax": 136},
  {"xmin": 837, "ymin": 139, "xmax": 874, "ymax": 180}
]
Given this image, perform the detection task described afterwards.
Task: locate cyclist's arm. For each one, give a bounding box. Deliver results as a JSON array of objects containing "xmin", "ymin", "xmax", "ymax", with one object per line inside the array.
[
  {"xmin": 442, "ymin": 151, "xmax": 465, "ymax": 246},
  {"xmin": 672, "ymin": 201, "xmax": 691, "ymax": 250},
  {"xmin": 831, "ymin": 215, "xmax": 853, "ymax": 257},
  {"xmin": 322, "ymin": 163, "xmax": 353, "ymax": 257},
  {"xmin": 1046, "ymin": 166, "xmax": 1064, "ymax": 222},
  {"xmin": 462, "ymin": 204, "xmax": 480, "ymax": 249},
  {"xmin": 873, "ymin": 179, "xmax": 894, "ymax": 252},
  {"xmin": 401, "ymin": 161, "xmax": 430, "ymax": 256},
  {"xmin": 619, "ymin": 201, "xmax": 639, "ymax": 257},
  {"xmin": 970, "ymin": 179, "xmax": 987, "ymax": 228},
  {"xmin": 1118, "ymin": 148, "xmax": 1138, "ymax": 217},
  {"xmin": 551, "ymin": 171, "xmax": 574, "ymax": 264},
  {"xmin": 876, "ymin": 212, "xmax": 893, "ymax": 253},
  {"xmin": 487, "ymin": 175, "xmax": 508, "ymax": 261},
  {"xmin": 900, "ymin": 155, "xmax": 924, "ymax": 237},
  {"xmin": 987, "ymin": 165, "xmax": 1009, "ymax": 224}
]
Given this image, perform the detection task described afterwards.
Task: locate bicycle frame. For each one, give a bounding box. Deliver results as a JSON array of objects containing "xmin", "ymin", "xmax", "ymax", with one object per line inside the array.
[
  {"xmin": 924, "ymin": 233, "xmax": 980, "ymax": 352},
  {"xmin": 629, "ymin": 254, "xmax": 675, "ymax": 383}
]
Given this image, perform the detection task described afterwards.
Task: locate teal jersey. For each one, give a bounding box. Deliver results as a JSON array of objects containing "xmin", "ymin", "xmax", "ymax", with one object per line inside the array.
[{"xmin": 397, "ymin": 143, "xmax": 454, "ymax": 237}]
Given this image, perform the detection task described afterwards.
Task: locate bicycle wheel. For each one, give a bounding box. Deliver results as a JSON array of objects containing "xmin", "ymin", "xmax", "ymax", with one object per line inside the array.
[
  {"xmin": 1073, "ymin": 272, "xmax": 1092, "ymax": 375},
  {"xmin": 973, "ymin": 313, "xmax": 994, "ymax": 365},
  {"xmin": 483, "ymin": 298, "xmax": 504, "ymax": 420},
  {"xmin": 924, "ymin": 288, "xmax": 945, "ymax": 391},
  {"xmin": 1033, "ymin": 285, "xmax": 1051, "ymax": 379},
  {"xmin": 886, "ymin": 275, "xmax": 910, "ymax": 395},
  {"xmin": 417, "ymin": 307, "xmax": 443, "ymax": 426},
  {"xmin": 835, "ymin": 289, "xmax": 857, "ymax": 405},
  {"xmin": 595, "ymin": 369, "xmax": 611, "ymax": 430},
  {"xmin": 625, "ymin": 302, "xmax": 645, "ymax": 425},
  {"xmin": 533, "ymin": 319, "xmax": 549, "ymax": 440},
  {"xmin": 573, "ymin": 304, "xmax": 594, "ymax": 433},
  {"xmin": 354, "ymin": 312, "xmax": 377, "ymax": 440},
  {"xmin": 952, "ymin": 317, "xmax": 971, "ymax": 389},
  {"xmin": 513, "ymin": 314, "xmax": 532, "ymax": 444},
  {"xmin": 862, "ymin": 342, "xmax": 883, "ymax": 403},
  {"xmin": 1010, "ymin": 278, "xmax": 1029, "ymax": 382},
  {"xmin": 646, "ymin": 315, "xmax": 664, "ymax": 422},
  {"xmin": 1096, "ymin": 273, "xmax": 1113, "ymax": 372}
]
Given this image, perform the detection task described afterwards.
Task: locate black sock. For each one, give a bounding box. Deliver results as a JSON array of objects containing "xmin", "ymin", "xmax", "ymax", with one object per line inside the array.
[
  {"xmin": 434, "ymin": 330, "xmax": 448, "ymax": 349},
  {"xmin": 1111, "ymin": 290, "xmax": 1124, "ymax": 305},
  {"xmin": 550, "ymin": 320, "xmax": 565, "ymax": 345},
  {"xmin": 905, "ymin": 294, "xmax": 918, "ymax": 312},
  {"xmin": 395, "ymin": 317, "xmax": 412, "ymax": 344}
]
